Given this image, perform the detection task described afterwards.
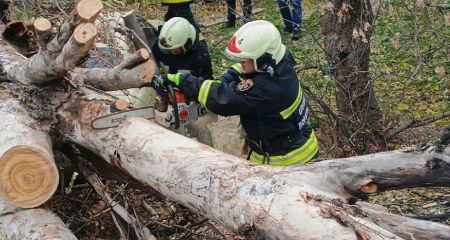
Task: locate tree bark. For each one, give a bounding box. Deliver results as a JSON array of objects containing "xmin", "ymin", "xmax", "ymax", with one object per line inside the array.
[
  {"xmin": 71, "ymin": 48, "xmax": 156, "ymax": 90},
  {"xmin": 0, "ymin": 198, "xmax": 77, "ymax": 239},
  {"xmin": 0, "ymin": 1, "xmax": 449, "ymax": 239},
  {"xmin": 0, "ymin": 0, "xmax": 102, "ymax": 85},
  {"xmin": 54, "ymin": 86, "xmax": 450, "ymax": 240},
  {"xmin": 320, "ymin": 0, "xmax": 383, "ymax": 152},
  {"xmin": 0, "ymin": 83, "xmax": 58, "ymax": 208}
]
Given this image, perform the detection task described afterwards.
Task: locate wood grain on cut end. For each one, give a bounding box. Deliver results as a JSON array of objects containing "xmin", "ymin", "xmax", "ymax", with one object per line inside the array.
[
  {"xmin": 73, "ymin": 23, "xmax": 97, "ymax": 45},
  {"xmin": 33, "ymin": 17, "xmax": 51, "ymax": 33},
  {"xmin": 137, "ymin": 48, "xmax": 150, "ymax": 60},
  {"xmin": 0, "ymin": 145, "xmax": 58, "ymax": 208},
  {"xmin": 114, "ymin": 99, "xmax": 129, "ymax": 111},
  {"xmin": 139, "ymin": 60, "xmax": 156, "ymax": 83},
  {"xmin": 360, "ymin": 182, "xmax": 378, "ymax": 193},
  {"xmin": 77, "ymin": 0, "xmax": 103, "ymax": 23}
]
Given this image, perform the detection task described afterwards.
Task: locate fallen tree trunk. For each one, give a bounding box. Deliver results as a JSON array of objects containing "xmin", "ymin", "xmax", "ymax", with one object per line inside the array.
[
  {"xmin": 0, "ymin": 84, "xmax": 58, "ymax": 208},
  {"xmin": 71, "ymin": 48, "xmax": 156, "ymax": 90},
  {"xmin": 0, "ymin": 0, "xmax": 102, "ymax": 85},
  {"xmin": 0, "ymin": 1, "xmax": 449, "ymax": 239},
  {"xmin": 54, "ymin": 86, "xmax": 450, "ymax": 240},
  {"xmin": 0, "ymin": 198, "xmax": 77, "ymax": 239}
]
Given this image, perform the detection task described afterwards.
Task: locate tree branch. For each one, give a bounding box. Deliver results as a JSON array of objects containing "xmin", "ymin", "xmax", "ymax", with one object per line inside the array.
[{"xmin": 385, "ymin": 111, "xmax": 450, "ymax": 140}]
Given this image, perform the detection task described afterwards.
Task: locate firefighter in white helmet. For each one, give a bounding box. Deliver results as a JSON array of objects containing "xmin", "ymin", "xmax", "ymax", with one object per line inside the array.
[
  {"xmin": 152, "ymin": 17, "xmax": 213, "ymax": 80},
  {"xmin": 157, "ymin": 20, "xmax": 319, "ymax": 166}
]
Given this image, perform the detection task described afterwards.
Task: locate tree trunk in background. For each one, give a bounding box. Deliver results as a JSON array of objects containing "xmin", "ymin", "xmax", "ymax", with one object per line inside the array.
[{"xmin": 320, "ymin": 0, "xmax": 383, "ymax": 153}]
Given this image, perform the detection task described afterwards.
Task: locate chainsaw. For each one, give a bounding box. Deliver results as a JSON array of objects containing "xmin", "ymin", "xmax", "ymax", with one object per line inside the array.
[{"xmin": 91, "ymin": 75, "xmax": 205, "ymax": 130}]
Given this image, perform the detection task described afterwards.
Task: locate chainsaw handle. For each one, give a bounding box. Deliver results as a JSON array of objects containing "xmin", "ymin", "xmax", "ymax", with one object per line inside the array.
[{"xmin": 167, "ymin": 84, "xmax": 180, "ymax": 129}]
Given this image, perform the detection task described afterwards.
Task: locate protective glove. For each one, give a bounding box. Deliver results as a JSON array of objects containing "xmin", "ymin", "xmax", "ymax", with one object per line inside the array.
[
  {"xmin": 163, "ymin": 73, "xmax": 182, "ymax": 86},
  {"xmin": 153, "ymin": 73, "xmax": 183, "ymax": 88}
]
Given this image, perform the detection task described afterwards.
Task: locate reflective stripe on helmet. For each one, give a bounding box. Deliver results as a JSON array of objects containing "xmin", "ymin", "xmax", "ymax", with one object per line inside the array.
[
  {"xmin": 249, "ymin": 131, "xmax": 319, "ymax": 166},
  {"xmin": 227, "ymin": 36, "xmax": 241, "ymax": 53}
]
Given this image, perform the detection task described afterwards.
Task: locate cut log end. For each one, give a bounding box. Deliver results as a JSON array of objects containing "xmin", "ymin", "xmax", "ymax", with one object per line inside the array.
[
  {"xmin": 137, "ymin": 48, "xmax": 150, "ymax": 60},
  {"xmin": 76, "ymin": 0, "xmax": 103, "ymax": 23},
  {"xmin": 73, "ymin": 23, "xmax": 97, "ymax": 45},
  {"xmin": 360, "ymin": 182, "xmax": 378, "ymax": 193},
  {"xmin": 138, "ymin": 60, "xmax": 156, "ymax": 83},
  {"xmin": 113, "ymin": 99, "xmax": 129, "ymax": 111},
  {"xmin": 0, "ymin": 146, "xmax": 58, "ymax": 208},
  {"xmin": 33, "ymin": 17, "xmax": 52, "ymax": 33}
]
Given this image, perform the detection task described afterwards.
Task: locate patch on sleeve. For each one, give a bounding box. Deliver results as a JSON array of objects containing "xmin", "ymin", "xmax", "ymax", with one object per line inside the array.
[{"xmin": 236, "ymin": 79, "xmax": 254, "ymax": 92}]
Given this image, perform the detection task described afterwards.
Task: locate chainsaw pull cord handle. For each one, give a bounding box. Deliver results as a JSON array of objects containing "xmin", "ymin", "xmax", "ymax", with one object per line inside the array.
[{"xmin": 167, "ymin": 84, "xmax": 180, "ymax": 129}]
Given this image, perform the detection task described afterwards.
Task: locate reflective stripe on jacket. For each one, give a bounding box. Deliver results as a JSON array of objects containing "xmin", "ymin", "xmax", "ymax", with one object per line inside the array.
[
  {"xmin": 178, "ymin": 51, "xmax": 319, "ymax": 165},
  {"xmin": 249, "ymin": 130, "xmax": 319, "ymax": 166}
]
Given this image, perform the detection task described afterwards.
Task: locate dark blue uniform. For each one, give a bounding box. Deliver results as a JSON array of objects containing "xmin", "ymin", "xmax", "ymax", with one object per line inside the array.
[
  {"xmin": 178, "ymin": 51, "xmax": 319, "ymax": 165},
  {"xmin": 152, "ymin": 39, "xmax": 213, "ymax": 80}
]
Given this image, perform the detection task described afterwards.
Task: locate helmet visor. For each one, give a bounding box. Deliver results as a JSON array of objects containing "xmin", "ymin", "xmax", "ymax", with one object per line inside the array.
[
  {"xmin": 224, "ymin": 49, "xmax": 250, "ymax": 62},
  {"xmin": 158, "ymin": 37, "xmax": 174, "ymax": 54}
]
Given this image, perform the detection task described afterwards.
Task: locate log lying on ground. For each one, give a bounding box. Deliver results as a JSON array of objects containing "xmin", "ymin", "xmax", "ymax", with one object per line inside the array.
[
  {"xmin": 0, "ymin": 84, "xmax": 58, "ymax": 208},
  {"xmin": 71, "ymin": 48, "xmax": 156, "ymax": 90},
  {"xmin": 0, "ymin": 197, "xmax": 77, "ymax": 239},
  {"xmin": 0, "ymin": 0, "xmax": 102, "ymax": 85},
  {"xmin": 1, "ymin": 1, "xmax": 449, "ymax": 238},
  {"xmin": 55, "ymin": 86, "xmax": 450, "ymax": 240}
]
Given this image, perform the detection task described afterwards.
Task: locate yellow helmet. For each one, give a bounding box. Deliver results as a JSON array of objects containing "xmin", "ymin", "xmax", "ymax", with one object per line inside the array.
[
  {"xmin": 225, "ymin": 20, "xmax": 286, "ymax": 73},
  {"xmin": 158, "ymin": 17, "xmax": 196, "ymax": 53}
]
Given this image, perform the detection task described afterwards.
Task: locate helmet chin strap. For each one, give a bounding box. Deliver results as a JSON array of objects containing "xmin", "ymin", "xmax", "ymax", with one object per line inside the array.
[{"xmin": 256, "ymin": 53, "xmax": 277, "ymax": 77}]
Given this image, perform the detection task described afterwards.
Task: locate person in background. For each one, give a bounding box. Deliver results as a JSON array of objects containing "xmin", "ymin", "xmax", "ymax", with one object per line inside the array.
[
  {"xmin": 158, "ymin": 20, "xmax": 319, "ymax": 166},
  {"xmin": 152, "ymin": 17, "xmax": 213, "ymax": 80},
  {"xmin": 277, "ymin": 0, "xmax": 303, "ymax": 40},
  {"xmin": 161, "ymin": 0, "xmax": 205, "ymax": 41},
  {"xmin": 223, "ymin": 0, "xmax": 252, "ymax": 28}
]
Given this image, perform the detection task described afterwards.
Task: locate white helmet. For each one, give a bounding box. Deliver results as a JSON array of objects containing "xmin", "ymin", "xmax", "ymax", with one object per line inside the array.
[
  {"xmin": 158, "ymin": 17, "xmax": 196, "ymax": 53},
  {"xmin": 225, "ymin": 20, "xmax": 286, "ymax": 73}
]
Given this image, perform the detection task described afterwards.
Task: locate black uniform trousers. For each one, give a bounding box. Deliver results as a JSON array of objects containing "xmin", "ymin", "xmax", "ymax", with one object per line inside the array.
[
  {"xmin": 164, "ymin": 3, "xmax": 201, "ymax": 35},
  {"xmin": 226, "ymin": 0, "xmax": 252, "ymax": 24}
]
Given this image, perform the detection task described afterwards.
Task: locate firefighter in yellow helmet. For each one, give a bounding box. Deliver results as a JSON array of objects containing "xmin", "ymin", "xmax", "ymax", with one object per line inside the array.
[{"xmin": 156, "ymin": 20, "xmax": 319, "ymax": 166}]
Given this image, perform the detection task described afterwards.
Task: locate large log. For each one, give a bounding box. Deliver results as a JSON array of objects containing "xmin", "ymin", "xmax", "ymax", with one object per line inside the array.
[
  {"xmin": 0, "ymin": 84, "xmax": 58, "ymax": 208},
  {"xmin": 55, "ymin": 87, "xmax": 450, "ymax": 240},
  {"xmin": 0, "ymin": 1, "xmax": 449, "ymax": 239},
  {"xmin": 0, "ymin": 0, "xmax": 102, "ymax": 85},
  {"xmin": 0, "ymin": 197, "xmax": 77, "ymax": 239},
  {"xmin": 71, "ymin": 48, "xmax": 156, "ymax": 90}
]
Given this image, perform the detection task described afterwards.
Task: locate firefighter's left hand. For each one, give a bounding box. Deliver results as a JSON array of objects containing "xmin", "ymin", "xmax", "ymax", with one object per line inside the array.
[
  {"xmin": 153, "ymin": 73, "xmax": 182, "ymax": 88},
  {"xmin": 160, "ymin": 73, "xmax": 191, "ymax": 87}
]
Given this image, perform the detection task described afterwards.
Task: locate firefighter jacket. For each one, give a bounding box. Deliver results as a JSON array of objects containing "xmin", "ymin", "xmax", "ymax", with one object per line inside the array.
[
  {"xmin": 152, "ymin": 40, "xmax": 213, "ymax": 80},
  {"xmin": 179, "ymin": 51, "xmax": 319, "ymax": 165}
]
